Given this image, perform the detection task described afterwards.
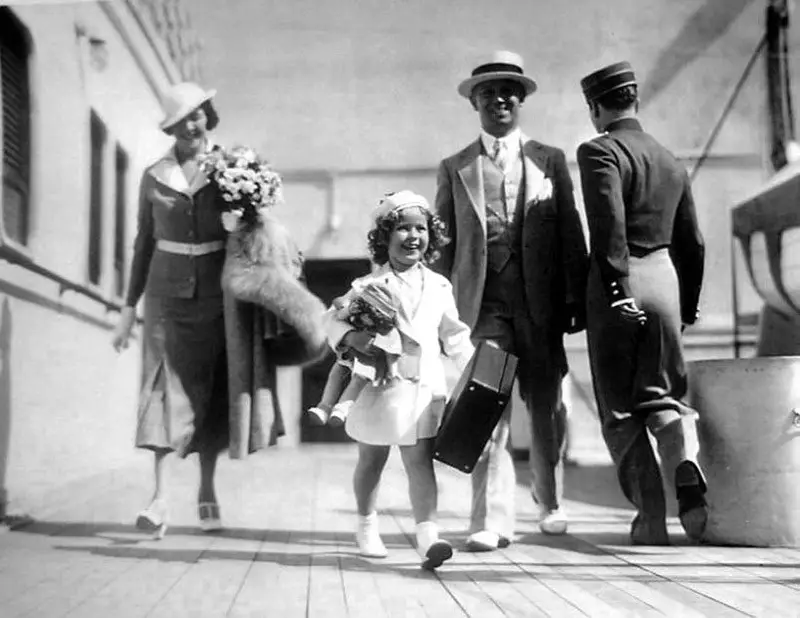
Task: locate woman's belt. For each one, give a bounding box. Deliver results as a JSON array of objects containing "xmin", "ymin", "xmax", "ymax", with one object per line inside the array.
[{"xmin": 155, "ymin": 239, "xmax": 225, "ymax": 256}]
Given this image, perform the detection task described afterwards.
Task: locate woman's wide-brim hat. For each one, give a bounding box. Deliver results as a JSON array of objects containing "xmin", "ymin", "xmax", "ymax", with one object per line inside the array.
[
  {"xmin": 580, "ymin": 61, "xmax": 637, "ymax": 102},
  {"xmin": 457, "ymin": 50, "xmax": 538, "ymax": 99},
  {"xmin": 159, "ymin": 82, "xmax": 217, "ymax": 131},
  {"xmin": 372, "ymin": 190, "xmax": 431, "ymax": 223}
]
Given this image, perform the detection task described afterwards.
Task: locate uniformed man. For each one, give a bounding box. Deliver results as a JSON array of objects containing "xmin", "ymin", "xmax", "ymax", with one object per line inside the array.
[{"xmin": 576, "ymin": 61, "xmax": 708, "ymax": 544}]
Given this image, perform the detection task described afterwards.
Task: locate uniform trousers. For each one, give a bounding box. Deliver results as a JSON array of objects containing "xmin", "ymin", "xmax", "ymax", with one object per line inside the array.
[{"xmin": 586, "ymin": 249, "xmax": 704, "ymax": 523}]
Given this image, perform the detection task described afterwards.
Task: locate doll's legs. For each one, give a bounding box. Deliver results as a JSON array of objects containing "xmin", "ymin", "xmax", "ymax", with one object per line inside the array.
[
  {"xmin": 353, "ymin": 442, "xmax": 391, "ymax": 557},
  {"xmin": 328, "ymin": 373, "xmax": 370, "ymax": 427},
  {"xmin": 399, "ymin": 437, "xmax": 453, "ymax": 569},
  {"xmin": 307, "ymin": 362, "xmax": 352, "ymax": 425}
]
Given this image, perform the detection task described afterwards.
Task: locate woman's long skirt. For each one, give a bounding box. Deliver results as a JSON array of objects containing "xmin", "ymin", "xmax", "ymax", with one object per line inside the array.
[{"xmin": 135, "ymin": 293, "xmax": 229, "ymax": 457}]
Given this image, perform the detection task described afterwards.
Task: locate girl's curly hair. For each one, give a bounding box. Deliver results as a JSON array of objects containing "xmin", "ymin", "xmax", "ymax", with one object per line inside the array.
[{"xmin": 367, "ymin": 207, "xmax": 450, "ymax": 266}]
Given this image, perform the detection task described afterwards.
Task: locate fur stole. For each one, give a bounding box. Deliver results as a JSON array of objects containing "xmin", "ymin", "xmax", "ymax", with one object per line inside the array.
[{"xmin": 222, "ymin": 210, "xmax": 327, "ymax": 366}]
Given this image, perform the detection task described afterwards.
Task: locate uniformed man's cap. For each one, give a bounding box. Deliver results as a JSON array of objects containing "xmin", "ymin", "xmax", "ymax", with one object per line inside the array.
[{"xmin": 580, "ymin": 61, "xmax": 637, "ymax": 102}]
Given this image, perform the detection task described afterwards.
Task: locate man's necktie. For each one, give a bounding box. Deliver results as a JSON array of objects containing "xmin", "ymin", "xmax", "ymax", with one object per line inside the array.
[{"xmin": 492, "ymin": 139, "xmax": 509, "ymax": 174}]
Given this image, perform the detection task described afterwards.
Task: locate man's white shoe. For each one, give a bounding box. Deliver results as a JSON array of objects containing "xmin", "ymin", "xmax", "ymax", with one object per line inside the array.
[
  {"xmin": 538, "ymin": 508, "xmax": 568, "ymax": 535},
  {"xmin": 464, "ymin": 530, "xmax": 510, "ymax": 552},
  {"xmin": 356, "ymin": 512, "xmax": 388, "ymax": 558}
]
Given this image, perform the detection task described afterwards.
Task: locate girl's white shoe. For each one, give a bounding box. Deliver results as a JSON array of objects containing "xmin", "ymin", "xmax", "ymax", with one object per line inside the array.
[
  {"xmin": 356, "ymin": 512, "xmax": 388, "ymax": 558},
  {"xmin": 416, "ymin": 521, "xmax": 453, "ymax": 570}
]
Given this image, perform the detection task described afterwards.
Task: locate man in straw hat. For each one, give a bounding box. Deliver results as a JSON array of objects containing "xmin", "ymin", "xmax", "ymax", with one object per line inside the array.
[
  {"xmin": 576, "ymin": 61, "xmax": 708, "ymax": 544},
  {"xmin": 433, "ymin": 51, "xmax": 589, "ymax": 550}
]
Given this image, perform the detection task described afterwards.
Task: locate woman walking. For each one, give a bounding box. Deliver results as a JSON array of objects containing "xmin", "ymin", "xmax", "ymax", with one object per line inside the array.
[{"xmin": 112, "ymin": 82, "xmax": 233, "ymax": 537}]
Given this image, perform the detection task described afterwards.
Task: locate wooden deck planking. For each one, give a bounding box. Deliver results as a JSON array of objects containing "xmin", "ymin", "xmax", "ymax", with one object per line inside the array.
[
  {"xmin": 3, "ymin": 548, "xmax": 133, "ymax": 617},
  {"xmin": 384, "ymin": 509, "xmax": 487, "ymax": 618},
  {"xmin": 64, "ymin": 554, "xmax": 205, "ymax": 618},
  {"xmin": 227, "ymin": 455, "xmax": 318, "ymax": 617},
  {"xmin": 333, "ymin": 527, "xmax": 393, "ymax": 618},
  {"xmin": 379, "ymin": 463, "xmax": 507, "ymax": 618},
  {"xmin": 354, "ymin": 468, "xmax": 464, "ymax": 618},
  {"xmin": 427, "ymin": 507, "xmax": 563, "ymax": 618},
  {"xmin": 445, "ymin": 547, "xmax": 557, "ymax": 618},
  {"xmin": 2, "ymin": 445, "xmax": 800, "ymax": 616},
  {"xmin": 520, "ymin": 539, "xmax": 666, "ymax": 616},
  {"xmin": 500, "ymin": 543, "xmax": 626, "ymax": 618},
  {"xmin": 306, "ymin": 459, "xmax": 355, "ymax": 618},
  {"xmin": 586, "ymin": 541, "xmax": 791, "ymax": 616},
  {"xmin": 689, "ymin": 544, "xmax": 800, "ymax": 594},
  {"xmin": 534, "ymin": 531, "xmax": 722, "ymax": 618}
]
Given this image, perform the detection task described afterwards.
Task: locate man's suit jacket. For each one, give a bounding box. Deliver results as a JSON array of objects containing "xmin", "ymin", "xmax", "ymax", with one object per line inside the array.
[
  {"xmin": 576, "ymin": 118, "xmax": 705, "ymax": 324},
  {"xmin": 433, "ymin": 135, "xmax": 589, "ymax": 340}
]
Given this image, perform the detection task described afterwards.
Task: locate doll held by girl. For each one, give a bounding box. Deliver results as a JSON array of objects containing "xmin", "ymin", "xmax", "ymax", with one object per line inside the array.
[{"xmin": 306, "ymin": 279, "xmax": 403, "ymax": 427}]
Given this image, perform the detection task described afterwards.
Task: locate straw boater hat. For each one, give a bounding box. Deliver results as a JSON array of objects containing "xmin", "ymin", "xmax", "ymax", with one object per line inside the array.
[
  {"xmin": 457, "ymin": 50, "xmax": 538, "ymax": 99},
  {"xmin": 159, "ymin": 82, "xmax": 217, "ymax": 131},
  {"xmin": 580, "ymin": 61, "xmax": 637, "ymax": 102},
  {"xmin": 372, "ymin": 190, "xmax": 430, "ymax": 223}
]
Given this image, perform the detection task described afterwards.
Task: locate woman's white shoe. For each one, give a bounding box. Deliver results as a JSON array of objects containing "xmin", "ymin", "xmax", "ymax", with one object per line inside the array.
[
  {"xmin": 198, "ymin": 502, "xmax": 223, "ymax": 532},
  {"xmin": 136, "ymin": 499, "xmax": 168, "ymax": 540}
]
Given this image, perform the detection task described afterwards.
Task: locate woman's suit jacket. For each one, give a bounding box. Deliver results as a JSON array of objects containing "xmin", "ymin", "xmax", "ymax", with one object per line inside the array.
[{"xmin": 126, "ymin": 145, "xmax": 226, "ymax": 307}]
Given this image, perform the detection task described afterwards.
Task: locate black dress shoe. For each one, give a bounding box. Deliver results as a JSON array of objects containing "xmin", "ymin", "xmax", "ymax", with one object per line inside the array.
[
  {"xmin": 675, "ymin": 461, "xmax": 708, "ymax": 541},
  {"xmin": 630, "ymin": 513, "xmax": 669, "ymax": 545}
]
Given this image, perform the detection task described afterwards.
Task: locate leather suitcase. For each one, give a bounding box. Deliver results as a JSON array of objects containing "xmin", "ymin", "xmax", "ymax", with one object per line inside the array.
[{"xmin": 433, "ymin": 342, "xmax": 518, "ymax": 473}]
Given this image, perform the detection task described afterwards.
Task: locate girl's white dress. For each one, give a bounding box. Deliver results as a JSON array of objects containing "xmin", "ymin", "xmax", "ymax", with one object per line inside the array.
[{"xmin": 325, "ymin": 263, "xmax": 474, "ymax": 446}]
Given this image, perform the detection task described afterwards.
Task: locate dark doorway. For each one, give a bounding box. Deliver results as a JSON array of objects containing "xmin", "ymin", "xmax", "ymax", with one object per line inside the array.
[{"xmin": 301, "ymin": 258, "xmax": 371, "ymax": 443}]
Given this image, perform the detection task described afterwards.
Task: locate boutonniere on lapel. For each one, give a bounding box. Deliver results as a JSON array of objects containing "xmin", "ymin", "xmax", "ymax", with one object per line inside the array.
[
  {"xmin": 199, "ymin": 145, "xmax": 284, "ymax": 232},
  {"xmin": 535, "ymin": 177, "xmax": 554, "ymax": 202}
]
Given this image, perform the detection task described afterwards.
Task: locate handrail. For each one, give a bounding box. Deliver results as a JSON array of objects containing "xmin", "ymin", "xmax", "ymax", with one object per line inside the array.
[{"xmin": 0, "ymin": 246, "xmax": 127, "ymax": 315}]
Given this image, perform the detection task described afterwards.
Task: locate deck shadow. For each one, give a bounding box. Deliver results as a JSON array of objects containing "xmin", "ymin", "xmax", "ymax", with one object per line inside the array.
[{"xmin": 14, "ymin": 520, "xmax": 413, "ymax": 547}]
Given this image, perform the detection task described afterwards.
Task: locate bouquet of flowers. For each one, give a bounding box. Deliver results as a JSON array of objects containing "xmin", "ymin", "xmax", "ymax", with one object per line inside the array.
[
  {"xmin": 200, "ymin": 145, "xmax": 283, "ymax": 231},
  {"xmin": 343, "ymin": 281, "xmax": 398, "ymax": 336}
]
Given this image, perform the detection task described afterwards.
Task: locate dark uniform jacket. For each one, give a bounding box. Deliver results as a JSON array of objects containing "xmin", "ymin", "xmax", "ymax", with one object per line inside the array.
[
  {"xmin": 126, "ymin": 145, "xmax": 227, "ymax": 306},
  {"xmin": 576, "ymin": 118, "xmax": 705, "ymax": 324}
]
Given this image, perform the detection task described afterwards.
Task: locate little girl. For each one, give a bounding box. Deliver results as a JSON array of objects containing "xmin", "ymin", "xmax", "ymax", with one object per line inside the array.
[{"xmin": 325, "ymin": 190, "xmax": 474, "ymax": 570}]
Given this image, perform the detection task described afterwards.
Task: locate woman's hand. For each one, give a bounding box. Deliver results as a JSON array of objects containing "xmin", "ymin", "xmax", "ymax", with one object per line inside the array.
[{"xmin": 112, "ymin": 306, "xmax": 137, "ymax": 352}]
